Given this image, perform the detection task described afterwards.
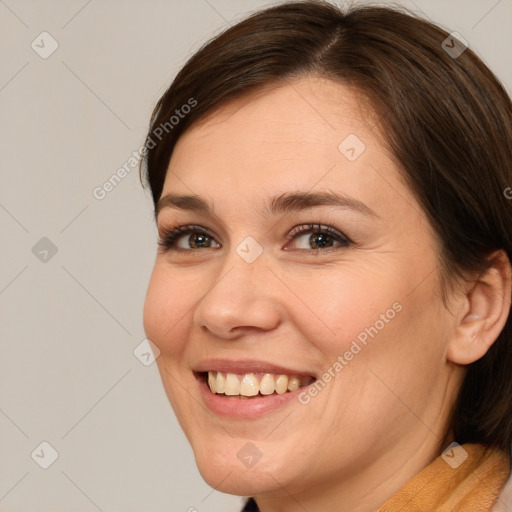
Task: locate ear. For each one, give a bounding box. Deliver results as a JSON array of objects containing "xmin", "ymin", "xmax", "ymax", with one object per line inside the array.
[{"xmin": 446, "ymin": 250, "xmax": 512, "ymax": 365}]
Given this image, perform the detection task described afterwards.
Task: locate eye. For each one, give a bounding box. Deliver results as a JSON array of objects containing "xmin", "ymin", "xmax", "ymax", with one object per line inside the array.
[
  {"xmin": 285, "ymin": 223, "xmax": 352, "ymax": 252},
  {"xmin": 158, "ymin": 225, "xmax": 220, "ymax": 252}
]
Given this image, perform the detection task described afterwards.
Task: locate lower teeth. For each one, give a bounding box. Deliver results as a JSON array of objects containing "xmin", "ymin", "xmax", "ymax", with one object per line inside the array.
[{"xmin": 216, "ymin": 391, "xmax": 290, "ymax": 398}]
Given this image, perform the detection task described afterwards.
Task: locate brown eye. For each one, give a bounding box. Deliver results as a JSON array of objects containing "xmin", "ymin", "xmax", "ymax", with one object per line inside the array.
[
  {"xmin": 286, "ymin": 224, "xmax": 352, "ymax": 252},
  {"xmin": 158, "ymin": 225, "xmax": 221, "ymax": 252}
]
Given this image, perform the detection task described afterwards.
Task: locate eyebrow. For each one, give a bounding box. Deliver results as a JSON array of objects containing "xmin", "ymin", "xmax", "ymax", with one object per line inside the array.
[{"xmin": 155, "ymin": 190, "xmax": 380, "ymax": 220}]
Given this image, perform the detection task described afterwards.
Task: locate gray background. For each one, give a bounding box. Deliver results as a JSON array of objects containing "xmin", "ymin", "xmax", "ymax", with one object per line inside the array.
[{"xmin": 1, "ymin": 0, "xmax": 511, "ymax": 511}]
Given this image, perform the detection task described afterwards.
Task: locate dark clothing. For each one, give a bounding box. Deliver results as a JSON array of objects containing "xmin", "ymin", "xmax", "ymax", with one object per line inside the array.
[{"xmin": 242, "ymin": 497, "xmax": 259, "ymax": 511}]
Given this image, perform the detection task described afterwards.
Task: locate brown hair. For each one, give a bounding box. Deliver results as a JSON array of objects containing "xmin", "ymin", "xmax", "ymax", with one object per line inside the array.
[{"xmin": 140, "ymin": 1, "xmax": 512, "ymax": 456}]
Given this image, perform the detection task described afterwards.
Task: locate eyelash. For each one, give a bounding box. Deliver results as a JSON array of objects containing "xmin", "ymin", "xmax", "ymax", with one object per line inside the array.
[{"xmin": 157, "ymin": 223, "xmax": 353, "ymax": 254}]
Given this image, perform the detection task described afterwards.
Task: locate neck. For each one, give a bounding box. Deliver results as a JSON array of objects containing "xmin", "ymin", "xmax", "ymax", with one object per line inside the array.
[{"xmin": 253, "ymin": 430, "xmax": 450, "ymax": 512}]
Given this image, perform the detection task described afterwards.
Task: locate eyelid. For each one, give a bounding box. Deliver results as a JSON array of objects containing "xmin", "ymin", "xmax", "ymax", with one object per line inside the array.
[{"xmin": 286, "ymin": 223, "xmax": 352, "ymax": 243}]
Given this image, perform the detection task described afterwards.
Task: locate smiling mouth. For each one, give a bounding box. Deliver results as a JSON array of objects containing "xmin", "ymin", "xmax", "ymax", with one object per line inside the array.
[{"xmin": 200, "ymin": 371, "xmax": 315, "ymax": 398}]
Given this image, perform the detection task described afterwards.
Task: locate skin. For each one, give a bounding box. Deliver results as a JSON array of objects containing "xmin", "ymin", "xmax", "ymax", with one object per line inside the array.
[{"xmin": 143, "ymin": 76, "xmax": 511, "ymax": 512}]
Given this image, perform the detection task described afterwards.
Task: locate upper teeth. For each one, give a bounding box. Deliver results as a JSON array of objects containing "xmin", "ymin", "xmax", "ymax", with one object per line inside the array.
[{"xmin": 207, "ymin": 371, "xmax": 313, "ymax": 396}]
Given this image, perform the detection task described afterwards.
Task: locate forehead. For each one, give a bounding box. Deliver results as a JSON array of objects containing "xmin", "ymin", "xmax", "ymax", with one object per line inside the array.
[{"xmin": 161, "ymin": 77, "xmax": 411, "ymax": 222}]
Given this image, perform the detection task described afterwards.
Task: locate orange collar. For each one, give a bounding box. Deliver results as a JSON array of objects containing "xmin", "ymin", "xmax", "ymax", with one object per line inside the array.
[{"xmin": 379, "ymin": 443, "xmax": 511, "ymax": 512}]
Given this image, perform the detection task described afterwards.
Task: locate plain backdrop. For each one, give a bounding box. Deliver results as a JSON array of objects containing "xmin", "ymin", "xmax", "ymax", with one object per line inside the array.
[{"xmin": 1, "ymin": 0, "xmax": 511, "ymax": 511}]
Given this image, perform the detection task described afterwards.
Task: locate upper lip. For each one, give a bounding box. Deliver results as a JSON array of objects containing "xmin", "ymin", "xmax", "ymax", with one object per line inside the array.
[{"xmin": 194, "ymin": 359, "xmax": 316, "ymax": 378}]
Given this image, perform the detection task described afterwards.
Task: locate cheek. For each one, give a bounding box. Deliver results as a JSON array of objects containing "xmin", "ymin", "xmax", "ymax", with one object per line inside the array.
[
  {"xmin": 284, "ymin": 264, "xmax": 403, "ymax": 354},
  {"xmin": 288, "ymin": 258, "xmax": 444, "ymax": 416},
  {"xmin": 143, "ymin": 266, "xmax": 200, "ymax": 432},
  {"xmin": 142, "ymin": 264, "xmax": 193, "ymax": 356},
  {"xmin": 329, "ymin": 272, "xmax": 448, "ymax": 429}
]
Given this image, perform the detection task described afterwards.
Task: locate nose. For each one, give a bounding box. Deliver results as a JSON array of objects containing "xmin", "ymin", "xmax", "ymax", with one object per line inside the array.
[{"xmin": 192, "ymin": 248, "xmax": 281, "ymax": 340}]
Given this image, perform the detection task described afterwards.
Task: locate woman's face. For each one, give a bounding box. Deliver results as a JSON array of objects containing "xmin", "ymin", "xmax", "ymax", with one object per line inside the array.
[{"xmin": 143, "ymin": 77, "xmax": 464, "ymax": 503}]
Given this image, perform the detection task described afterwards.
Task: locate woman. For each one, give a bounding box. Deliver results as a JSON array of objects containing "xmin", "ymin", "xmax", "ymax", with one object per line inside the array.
[{"xmin": 140, "ymin": 1, "xmax": 512, "ymax": 510}]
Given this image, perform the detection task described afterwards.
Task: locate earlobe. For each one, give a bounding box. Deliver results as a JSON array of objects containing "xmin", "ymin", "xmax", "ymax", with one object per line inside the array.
[{"xmin": 446, "ymin": 250, "xmax": 512, "ymax": 366}]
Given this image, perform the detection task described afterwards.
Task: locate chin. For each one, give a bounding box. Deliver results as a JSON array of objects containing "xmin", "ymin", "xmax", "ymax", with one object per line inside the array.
[
  {"xmin": 197, "ymin": 463, "xmax": 281, "ymax": 497},
  {"xmin": 191, "ymin": 439, "xmax": 288, "ymax": 496}
]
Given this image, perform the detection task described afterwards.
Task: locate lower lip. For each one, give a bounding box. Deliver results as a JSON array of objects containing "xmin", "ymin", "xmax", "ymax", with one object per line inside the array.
[{"xmin": 197, "ymin": 375, "xmax": 308, "ymax": 419}]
